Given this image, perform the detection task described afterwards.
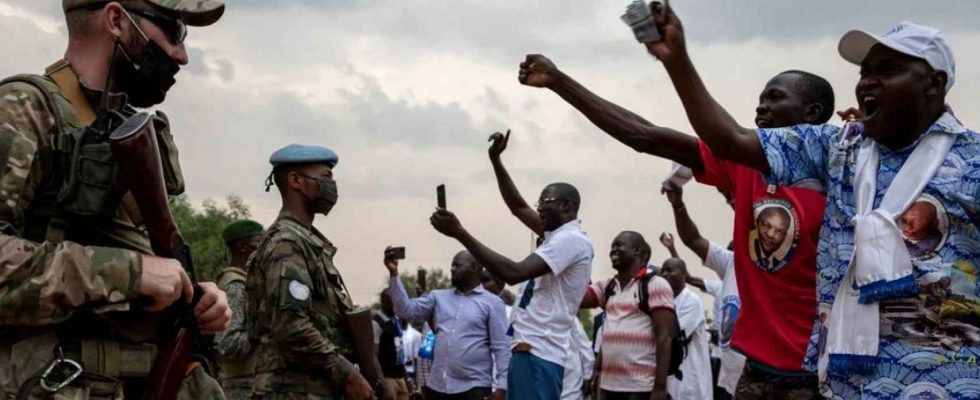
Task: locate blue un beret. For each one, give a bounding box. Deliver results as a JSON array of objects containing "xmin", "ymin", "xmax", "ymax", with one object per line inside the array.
[{"xmin": 269, "ymin": 144, "xmax": 339, "ymax": 168}]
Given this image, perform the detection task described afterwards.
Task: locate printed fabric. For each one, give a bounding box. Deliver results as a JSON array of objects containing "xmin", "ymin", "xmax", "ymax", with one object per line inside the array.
[{"xmin": 758, "ymin": 116, "xmax": 980, "ymax": 399}]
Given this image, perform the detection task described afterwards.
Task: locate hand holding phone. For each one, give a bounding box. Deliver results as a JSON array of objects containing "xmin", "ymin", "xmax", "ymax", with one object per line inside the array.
[
  {"xmin": 437, "ymin": 184, "xmax": 447, "ymax": 209},
  {"xmin": 387, "ymin": 247, "xmax": 406, "ymax": 260}
]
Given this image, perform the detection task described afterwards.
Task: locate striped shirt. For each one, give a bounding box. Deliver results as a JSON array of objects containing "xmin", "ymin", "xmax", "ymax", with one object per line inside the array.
[{"xmin": 587, "ymin": 270, "xmax": 674, "ymax": 392}]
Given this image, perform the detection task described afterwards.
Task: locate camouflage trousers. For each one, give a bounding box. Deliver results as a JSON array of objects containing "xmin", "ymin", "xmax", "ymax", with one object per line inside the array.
[
  {"xmin": 0, "ymin": 332, "xmax": 225, "ymax": 400},
  {"xmin": 734, "ymin": 362, "xmax": 820, "ymax": 400},
  {"xmin": 221, "ymin": 377, "xmax": 253, "ymax": 400}
]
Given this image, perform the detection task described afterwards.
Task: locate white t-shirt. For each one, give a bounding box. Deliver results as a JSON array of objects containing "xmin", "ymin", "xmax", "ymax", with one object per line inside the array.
[
  {"xmin": 510, "ymin": 219, "xmax": 594, "ymax": 367},
  {"xmin": 403, "ymin": 325, "xmax": 422, "ymax": 376},
  {"xmin": 667, "ymin": 288, "xmax": 712, "ymax": 400},
  {"xmin": 702, "ymin": 242, "xmax": 744, "ymax": 395}
]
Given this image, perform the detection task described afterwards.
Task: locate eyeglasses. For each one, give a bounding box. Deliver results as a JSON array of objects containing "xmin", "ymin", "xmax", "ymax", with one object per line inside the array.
[
  {"xmin": 535, "ymin": 197, "xmax": 560, "ymax": 208},
  {"xmin": 125, "ymin": 7, "xmax": 187, "ymax": 44}
]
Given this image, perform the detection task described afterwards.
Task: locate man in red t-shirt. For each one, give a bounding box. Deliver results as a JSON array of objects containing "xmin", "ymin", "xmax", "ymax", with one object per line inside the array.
[{"xmin": 518, "ymin": 54, "xmax": 832, "ymax": 398}]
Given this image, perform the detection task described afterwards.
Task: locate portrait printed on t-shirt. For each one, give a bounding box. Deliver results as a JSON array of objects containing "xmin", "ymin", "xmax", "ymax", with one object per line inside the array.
[
  {"xmin": 880, "ymin": 194, "xmax": 979, "ymax": 352},
  {"xmin": 748, "ymin": 199, "xmax": 799, "ymax": 273},
  {"xmin": 719, "ymin": 296, "xmax": 740, "ymax": 349},
  {"xmin": 899, "ymin": 195, "xmax": 949, "ymax": 260}
]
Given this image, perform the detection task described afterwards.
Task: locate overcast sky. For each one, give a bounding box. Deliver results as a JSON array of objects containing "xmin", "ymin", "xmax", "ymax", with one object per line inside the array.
[{"xmin": 3, "ymin": 1, "xmax": 979, "ymax": 313}]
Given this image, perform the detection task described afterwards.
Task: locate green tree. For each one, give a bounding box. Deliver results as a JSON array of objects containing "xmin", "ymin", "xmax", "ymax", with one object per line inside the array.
[{"xmin": 171, "ymin": 194, "xmax": 251, "ymax": 282}]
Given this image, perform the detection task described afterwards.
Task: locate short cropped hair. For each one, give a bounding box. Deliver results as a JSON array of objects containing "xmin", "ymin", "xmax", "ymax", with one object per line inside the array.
[
  {"xmin": 780, "ymin": 70, "xmax": 835, "ymax": 123},
  {"xmin": 546, "ymin": 182, "xmax": 581, "ymax": 213}
]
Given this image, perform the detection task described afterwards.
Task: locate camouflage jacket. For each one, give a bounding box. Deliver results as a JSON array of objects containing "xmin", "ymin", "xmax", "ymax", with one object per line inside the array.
[
  {"xmin": 0, "ymin": 65, "xmax": 150, "ymax": 327},
  {"xmin": 245, "ymin": 208, "xmax": 355, "ymax": 397},
  {"xmin": 215, "ymin": 266, "xmax": 256, "ymax": 380}
]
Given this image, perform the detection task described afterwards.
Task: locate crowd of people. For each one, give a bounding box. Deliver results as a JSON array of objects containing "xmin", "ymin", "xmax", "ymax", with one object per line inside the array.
[{"xmin": 0, "ymin": 1, "xmax": 977, "ymax": 400}]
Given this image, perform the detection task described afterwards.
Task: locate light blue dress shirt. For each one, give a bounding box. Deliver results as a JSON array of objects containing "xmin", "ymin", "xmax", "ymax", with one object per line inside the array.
[{"xmin": 388, "ymin": 277, "xmax": 511, "ymax": 394}]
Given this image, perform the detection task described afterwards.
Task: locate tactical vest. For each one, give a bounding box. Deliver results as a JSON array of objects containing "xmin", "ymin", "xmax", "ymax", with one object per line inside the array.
[
  {"xmin": 0, "ymin": 61, "xmax": 184, "ymax": 341},
  {"xmin": 246, "ymin": 215, "xmax": 356, "ymax": 379},
  {"xmin": 215, "ymin": 267, "xmax": 258, "ymax": 381},
  {"xmin": 0, "ymin": 60, "xmax": 184, "ymax": 253}
]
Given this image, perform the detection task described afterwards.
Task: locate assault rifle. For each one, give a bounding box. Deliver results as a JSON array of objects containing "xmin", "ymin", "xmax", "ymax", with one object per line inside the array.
[
  {"xmin": 109, "ymin": 112, "xmax": 213, "ymax": 400},
  {"xmin": 345, "ymin": 308, "xmax": 390, "ymax": 399}
]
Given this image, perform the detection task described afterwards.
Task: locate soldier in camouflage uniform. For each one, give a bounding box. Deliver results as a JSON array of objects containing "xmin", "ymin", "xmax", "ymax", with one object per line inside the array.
[
  {"xmin": 215, "ymin": 219, "xmax": 264, "ymax": 400},
  {"xmin": 0, "ymin": 1, "xmax": 231, "ymax": 399},
  {"xmin": 246, "ymin": 144, "xmax": 374, "ymax": 400}
]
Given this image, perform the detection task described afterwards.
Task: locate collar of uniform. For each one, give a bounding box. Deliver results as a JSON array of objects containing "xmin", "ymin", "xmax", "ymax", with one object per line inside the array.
[
  {"xmin": 543, "ymin": 218, "xmax": 583, "ymax": 240},
  {"xmin": 223, "ymin": 265, "xmax": 247, "ymax": 275},
  {"xmin": 276, "ymin": 207, "xmax": 334, "ymax": 250}
]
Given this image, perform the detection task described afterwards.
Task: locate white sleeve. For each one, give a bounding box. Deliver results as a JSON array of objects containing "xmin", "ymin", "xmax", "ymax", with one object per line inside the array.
[
  {"xmin": 704, "ymin": 279, "xmax": 723, "ymax": 298},
  {"xmin": 534, "ymin": 231, "xmax": 589, "ymax": 275},
  {"xmin": 704, "ymin": 242, "xmax": 735, "ymax": 280},
  {"xmin": 677, "ymin": 292, "xmax": 706, "ymax": 339},
  {"xmin": 372, "ymin": 320, "xmax": 383, "ymax": 345}
]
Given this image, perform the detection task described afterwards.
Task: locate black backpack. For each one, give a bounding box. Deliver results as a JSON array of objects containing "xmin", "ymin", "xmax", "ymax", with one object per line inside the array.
[{"xmin": 603, "ymin": 271, "xmax": 689, "ymax": 379}]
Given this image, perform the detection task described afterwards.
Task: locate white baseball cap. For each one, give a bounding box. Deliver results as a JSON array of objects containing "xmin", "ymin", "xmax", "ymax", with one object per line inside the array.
[{"xmin": 838, "ymin": 21, "xmax": 955, "ymax": 91}]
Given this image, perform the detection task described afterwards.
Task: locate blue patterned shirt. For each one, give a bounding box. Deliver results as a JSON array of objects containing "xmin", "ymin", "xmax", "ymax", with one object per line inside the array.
[{"xmin": 758, "ymin": 114, "xmax": 980, "ymax": 399}]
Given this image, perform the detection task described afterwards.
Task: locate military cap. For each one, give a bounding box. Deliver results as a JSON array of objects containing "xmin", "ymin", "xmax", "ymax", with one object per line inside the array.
[
  {"xmin": 269, "ymin": 144, "xmax": 340, "ymax": 168},
  {"xmin": 63, "ymin": 0, "xmax": 225, "ymax": 27},
  {"xmin": 222, "ymin": 219, "xmax": 263, "ymax": 243}
]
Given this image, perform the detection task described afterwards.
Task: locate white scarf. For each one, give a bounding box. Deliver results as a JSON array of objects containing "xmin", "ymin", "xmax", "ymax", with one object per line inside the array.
[{"xmin": 824, "ymin": 113, "xmax": 960, "ymax": 374}]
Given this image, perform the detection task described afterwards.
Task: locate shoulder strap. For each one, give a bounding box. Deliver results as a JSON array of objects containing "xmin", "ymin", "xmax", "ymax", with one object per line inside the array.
[
  {"xmin": 216, "ymin": 267, "xmax": 247, "ymax": 290},
  {"xmin": 602, "ymin": 279, "xmax": 616, "ymax": 308},
  {"xmin": 638, "ymin": 271, "xmax": 656, "ymax": 315},
  {"xmin": 44, "ymin": 60, "xmax": 96, "ymax": 126}
]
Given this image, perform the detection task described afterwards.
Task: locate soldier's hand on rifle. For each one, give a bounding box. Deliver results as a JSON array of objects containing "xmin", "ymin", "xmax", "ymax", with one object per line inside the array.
[
  {"xmin": 384, "ymin": 246, "xmax": 400, "ymax": 277},
  {"xmin": 139, "ymin": 255, "xmax": 194, "ymax": 312},
  {"xmin": 344, "ymin": 369, "xmax": 374, "ymax": 400},
  {"xmin": 194, "ymin": 282, "xmax": 232, "ymax": 334}
]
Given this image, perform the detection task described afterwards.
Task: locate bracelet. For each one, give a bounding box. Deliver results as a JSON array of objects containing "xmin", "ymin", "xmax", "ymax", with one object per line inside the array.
[{"xmin": 672, "ymin": 205, "xmax": 686, "ymax": 212}]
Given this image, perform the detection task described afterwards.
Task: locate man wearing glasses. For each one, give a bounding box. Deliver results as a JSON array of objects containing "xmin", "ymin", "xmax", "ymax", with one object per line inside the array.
[
  {"xmin": 430, "ymin": 131, "xmax": 594, "ymax": 400},
  {"xmin": 0, "ymin": 1, "xmax": 230, "ymax": 399}
]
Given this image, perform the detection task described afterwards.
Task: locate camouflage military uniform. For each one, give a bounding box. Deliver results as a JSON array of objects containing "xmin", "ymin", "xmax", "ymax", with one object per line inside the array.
[
  {"xmin": 246, "ymin": 209, "xmax": 356, "ymax": 399},
  {"xmin": 216, "ymin": 266, "xmax": 256, "ymax": 400}
]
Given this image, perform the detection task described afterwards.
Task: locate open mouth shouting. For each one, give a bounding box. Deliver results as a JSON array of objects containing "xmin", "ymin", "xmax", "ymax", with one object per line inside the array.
[{"xmin": 859, "ymin": 93, "xmax": 880, "ymax": 121}]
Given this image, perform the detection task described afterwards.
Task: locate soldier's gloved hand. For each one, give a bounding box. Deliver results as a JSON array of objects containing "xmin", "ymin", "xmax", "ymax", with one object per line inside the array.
[
  {"xmin": 194, "ymin": 282, "xmax": 232, "ymax": 334},
  {"xmin": 344, "ymin": 370, "xmax": 374, "ymax": 400},
  {"xmin": 139, "ymin": 255, "xmax": 194, "ymax": 312}
]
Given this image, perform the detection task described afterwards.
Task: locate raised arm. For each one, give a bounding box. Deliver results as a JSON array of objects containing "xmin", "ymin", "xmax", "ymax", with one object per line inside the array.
[
  {"xmin": 685, "ymin": 275, "xmax": 707, "ymax": 293},
  {"xmin": 430, "ymin": 210, "xmax": 551, "ymax": 285},
  {"xmin": 662, "ymin": 182, "xmax": 709, "ymax": 261},
  {"xmin": 384, "ymin": 251, "xmax": 437, "ymax": 322},
  {"xmin": 488, "ymin": 131, "xmax": 544, "ymax": 236},
  {"xmin": 659, "ymin": 232, "xmax": 680, "ymax": 258},
  {"xmin": 646, "ymin": 4, "xmax": 770, "ymax": 173},
  {"xmin": 519, "ymin": 55, "xmax": 703, "ymax": 171}
]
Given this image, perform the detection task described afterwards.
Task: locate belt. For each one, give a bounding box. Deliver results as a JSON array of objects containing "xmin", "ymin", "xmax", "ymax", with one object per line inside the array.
[
  {"xmin": 512, "ymin": 342, "xmax": 532, "ymax": 353},
  {"xmin": 62, "ymin": 339, "xmax": 157, "ymax": 378}
]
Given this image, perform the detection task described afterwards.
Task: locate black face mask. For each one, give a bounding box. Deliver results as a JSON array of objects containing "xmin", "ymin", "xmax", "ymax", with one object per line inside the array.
[
  {"xmin": 113, "ymin": 20, "xmax": 180, "ymax": 108},
  {"xmin": 301, "ymin": 175, "xmax": 339, "ymax": 216}
]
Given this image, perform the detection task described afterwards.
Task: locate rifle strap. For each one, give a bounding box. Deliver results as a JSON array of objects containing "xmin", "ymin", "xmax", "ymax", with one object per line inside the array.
[
  {"xmin": 44, "ymin": 60, "xmax": 144, "ymax": 233},
  {"xmin": 45, "ymin": 60, "xmax": 96, "ymax": 126}
]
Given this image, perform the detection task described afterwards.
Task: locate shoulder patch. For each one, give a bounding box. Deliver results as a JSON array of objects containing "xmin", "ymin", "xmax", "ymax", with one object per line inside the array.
[{"xmin": 288, "ymin": 280, "xmax": 310, "ymax": 301}]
